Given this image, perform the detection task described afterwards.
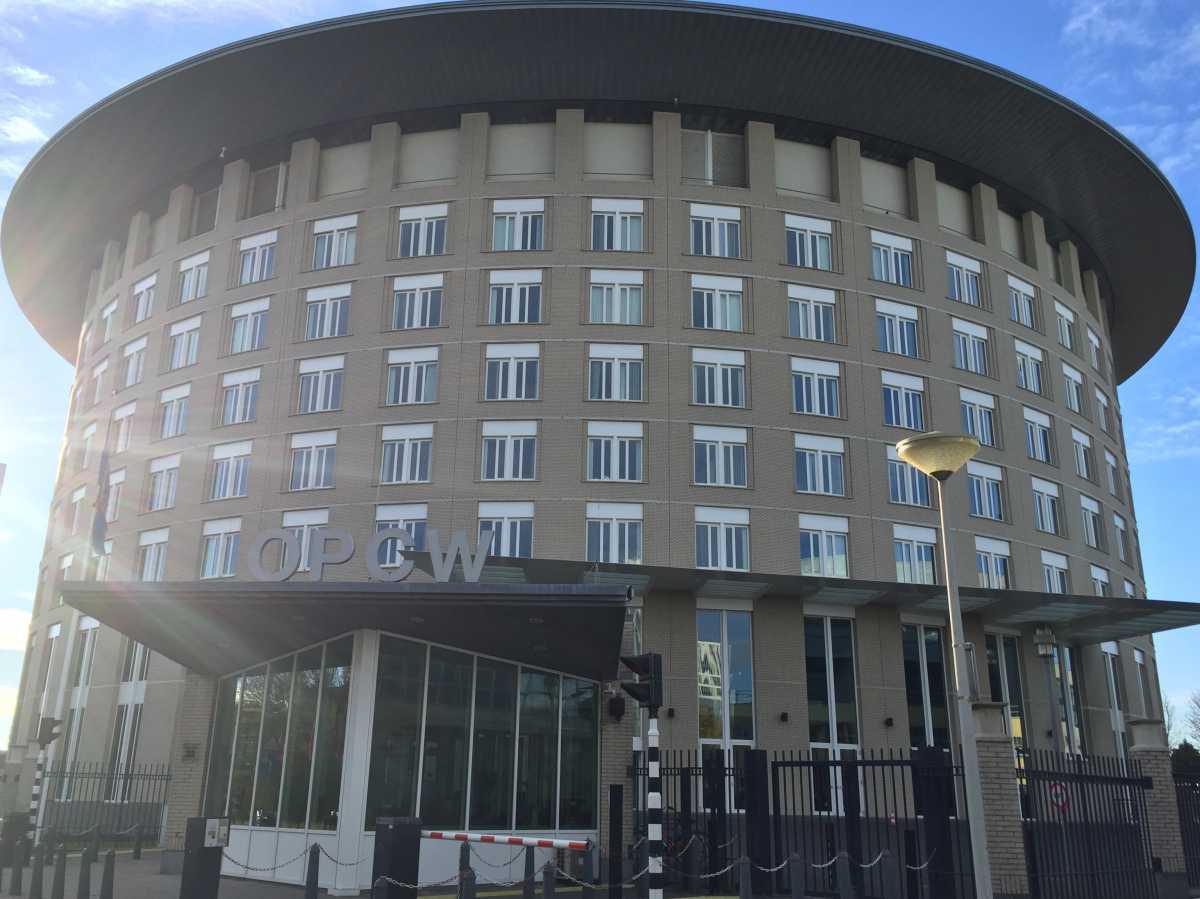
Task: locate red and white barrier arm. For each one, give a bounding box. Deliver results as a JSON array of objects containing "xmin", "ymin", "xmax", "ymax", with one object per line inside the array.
[{"xmin": 422, "ymin": 830, "xmax": 591, "ymax": 852}]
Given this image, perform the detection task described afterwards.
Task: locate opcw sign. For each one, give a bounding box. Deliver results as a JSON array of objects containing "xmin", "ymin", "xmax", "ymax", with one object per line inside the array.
[{"xmin": 246, "ymin": 527, "xmax": 491, "ymax": 583}]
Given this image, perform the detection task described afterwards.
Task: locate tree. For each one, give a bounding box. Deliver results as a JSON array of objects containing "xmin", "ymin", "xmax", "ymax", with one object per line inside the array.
[
  {"xmin": 1187, "ymin": 691, "xmax": 1200, "ymax": 745},
  {"xmin": 1172, "ymin": 740, "xmax": 1200, "ymax": 777},
  {"xmin": 1164, "ymin": 696, "xmax": 1179, "ymax": 746}
]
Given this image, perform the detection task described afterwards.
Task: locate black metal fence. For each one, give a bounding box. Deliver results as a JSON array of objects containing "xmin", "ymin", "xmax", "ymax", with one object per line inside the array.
[
  {"xmin": 1017, "ymin": 749, "xmax": 1156, "ymax": 899},
  {"xmin": 1174, "ymin": 774, "xmax": 1200, "ymax": 889},
  {"xmin": 39, "ymin": 762, "xmax": 169, "ymax": 844},
  {"xmin": 634, "ymin": 747, "xmax": 975, "ymax": 898}
]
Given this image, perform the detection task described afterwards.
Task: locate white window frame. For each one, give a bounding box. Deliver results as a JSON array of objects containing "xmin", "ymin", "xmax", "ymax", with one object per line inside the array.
[
  {"xmin": 1071, "ymin": 428, "xmax": 1093, "ymax": 480},
  {"xmin": 882, "ymin": 370, "xmax": 925, "ymax": 431},
  {"xmin": 887, "ymin": 445, "xmax": 931, "ymax": 507},
  {"xmin": 693, "ymin": 425, "xmax": 749, "ymax": 488},
  {"xmin": 237, "ymin": 231, "xmax": 277, "ymax": 285},
  {"xmin": 1062, "ymin": 363, "xmax": 1085, "ymax": 414},
  {"xmin": 380, "ymin": 423, "xmax": 433, "ymax": 485},
  {"xmin": 100, "ymin": 300, "xmax": 118, "ymax": 344},
  {"xmin": 1042, "ymin": 550, "xmax": 1069, "ymax": 594},
  {"xmin": 1032, "ymin": 478, "xmax": 1062, "ymax": 535},
  {"xmin": 289, "ymin": 430, "xmax": 337, "ymax": 491},
  {"xmin": 397, "ymin": 203, "xmax": 448, "ymax": 257},
  {"xmin": 105, "ymin": 469, "xmax": 125, "ymax": 523},
  {"xmin": 392, "ymin": 274, "xmax": 444, "ymax": 330},
  {"xmin": 1024, "ymin": 407, "xmax": 1054, "ymax": 464},
  {"xmin": 1081, "ymin": 495, "xmax": 1103, "ymax": 549},
  {"xmin": 586, "ymin": 421, "xmax": 643, "ymax": 483},
  {"xmin": 200, "ymin": 518, "xmax": 241, "ymax": 579},
  {"xmin": 210, "ymin": 440, "xmax": 252, "ymax": 501},
  {"xmin": 591, "ymin": 198, "xmax": 644, "ymax": 252},
  {"xmin": 167, "ymin": 315, "xmax": 201, "ymax": 370},
  {"xmin": 492, "ymin": 198, "xmax": 545, "ymax": 252},
  {"xmin": 1054, "ymin": 301, "xmax": 1076, "ymax": 351},
  {"xmin": 793, "ymin": 434, "xmax": 845, "ymax": 497},
  {"xmin": 229, "ymin": 297, "xmax": 269, "ymax": 354},
  {"xmin": 784, "ymin": 214, "xmax": 832, "ymax": 271},
  {"xmin": 282, "ymin": 508, "xmax": 329, "ymax": 572},
  {"xmin": 585, "ymin": 502, "xmax": 643, "ymax": 564},
  {"xmin": 1008, "ymin": 276, "xmax": 1036, "ymax": 329},
  {"xmin": 488, "ymin": 269, "xmax": 543, "ymax": 325},
  {"xmin": 159, "ymin": 383, "xmax": 190, "ymax": 439},
  {"xmin": 588, "ymin": 343, "xmax": 643, "ymax": 401},
  {"xmin": 967, "ymin": 460, "xmax": 1005, "ymax": 521},
  {"xmin": 147, "ymin": 455, "xmax": 180, "ymax": 511},
  {"xmin": 178, "ymin": 251, "xmax": 210, "ymax": 304},
  {"xmin": 297, "ymin": 354, "xmax": 344, "ymax": 413},
  {"xmin": 137, "ymin": 528, "xmax": 169, "ymax": 582},
  {"xmin": 692, "ymin": 348, "xmax": 746, "ymax": 408},
  {"xmin": 960, "ymin": 388, "xmax": 996, "ymax": 447},
  {"xmin": 1015, "ymin": 340, "xmax": 1044, "ymax": 394},
  {"xmin": 112, "ymin": 402, "xmax": 135, "ymax": 454},
  {"xmin": 121, "ymin": 336, "xmax": 147, "ymax": 388},
  {"xmin": 975, "ymin": 536, "xmax": 1012, "ymax": 589},
  {"xmin": 386, "ymin": 346, "xmax": 439, "ymax": 405},
  {"xmin": 480, "ymin": 420, "xmax": 538, "ymax": 481},
  {"xmin": 952, "ymin": 318, "xmax": 990, "ymax": 376},
  {"xmin": 588, "ymin": 269, "xmax": 644, "ymax": 325},
  {"xmin": 1105, "ymin": 450, "xmax": 1121, "ymax": 499},
  {"xmin": 893, "ymin": 524, "xmax": 937, "ymax": 585},
  {"xmin": 870, "ymin": 230, "xmax": 914, "ymax": 287},
  {"xmin": 375, "ymin": 503, "xmax": 428, "ymax": 566},
  {"xmin": 787, "ymin": 284, "xmax": 836, "ymax": 343},
  {"xmin": 312, "ymin": 214, "xmax": 358, "ymax": 269},
  {"xmin": 797, "ymin": 513, "xmax": 849, "ymax": 577},
  {"xmin": 875, "ymin": 298, "xmax": 920, "ymax": 357},
  {"xmin": 477, "ymin": 501, "xmax": 534, "ymax": 558},
  {"xmin": 304, "ymin": 284, "xmax": 351, "ymax": 340},
  {"xmin": 946, "ymin": 251, "xmax": 982, "ymax": 306},
  {"xmin": 791, "ymin": 357, "xmax": 840, "ymax": 417},
  {"xmin": 220, "ymin": 368, "xmax": 260, "ymax": 426},
  {"xmin": 1113, "ymin": 513, "xmax": 1129, "ymax": 563},
  {"xmin": 690, "ymin": 203, "xmax": 741, "ymax": 258},
  {"xmin": 132, "ymin": 275, "xmax": 156, "ymax": 324},
  {"xmin": 484, "ymin": 343, "xmax": 540, "ymax": 401},
  {"xmin": 694, "ymin": 506, "xmax": 750, "ymax": 572},
  {"xmin": 691, "ymin": 274, "xmax": 744, "ymax": 332}
]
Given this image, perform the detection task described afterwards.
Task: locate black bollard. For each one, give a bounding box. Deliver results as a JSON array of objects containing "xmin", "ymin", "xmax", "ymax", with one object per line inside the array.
[
  {"xmin": 9, "ymin": 845, "xmax": 23, "ymax": 895},
  {"xmin": 99, "ymin": 850, "xmax": 114, "ymax": 899},
  {"xmin": 460, "ymin": 864, "xmax": 476, "ymax": 899},
  {"xmin": 50, "ymin": 846, "xmax": 65, "ymax": 899},
  {"xmin": 580, "ymin": 846, "xmax": 597, "ymax": 899},
  {"xmin": 132, "ymin": 824, "xmax": 143, "ymax": 860},
  {"xmin": 304, "ymin": 843, "xmax": 320, "ymax": 899},
  {"xmin": 456, "ymin": 842, "xmax": 471, "ymax": 899},
  {"xmin": 788, "ymin": 853, "xmax": 803, "ymax": 899},
  {"xmin": 43, "ymin": 830, "xmax": 56, "ymax": 867},
  {"xmin": 28, "ymin": 843, "xmax": 44, "ymax": 899},
  {"xmin": 87, "ymin": 827, "xmax": 100, "ymax": 867},
  {"xmin": 74, "ymin": 850, "xmax": 91, "ymax": 899},
  {"xmin": 542, "ymin": 860, "xmax": 556, "ymax": 899},
  {"xmin": 21, "ymin": 839, "xmax": 31, "ymax": 868},
  {"xmin": 737, "ymin": 856, "xmax": 752, "ymax": 899},
  {"xmin": 522, "ymin": 847, "xmax": 536, "ymax": 899}
]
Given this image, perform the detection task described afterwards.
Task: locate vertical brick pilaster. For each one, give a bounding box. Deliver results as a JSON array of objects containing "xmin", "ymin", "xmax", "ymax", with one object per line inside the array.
[
  {"xmin": 1129, "ymin": 720, "xmax": 1186, "ymax": 879},
  {"xmin": 973, "ymin": 702, "xmax": 1029, "ymax": 898},
  {"xmin": 162, "ymin": 669, "xmax": 217, "ymax": 849}
]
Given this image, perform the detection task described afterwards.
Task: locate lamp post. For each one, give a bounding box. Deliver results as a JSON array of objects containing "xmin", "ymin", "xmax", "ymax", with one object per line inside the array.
[{"xmin": 896, "ymin": 431, "xmax": 993, "ymax": 899}]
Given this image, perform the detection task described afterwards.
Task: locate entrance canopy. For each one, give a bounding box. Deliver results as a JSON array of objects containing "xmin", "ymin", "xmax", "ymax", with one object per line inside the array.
[{"xmin": 62, "ymin": 578, "xmax": 630, "ymax": 679}]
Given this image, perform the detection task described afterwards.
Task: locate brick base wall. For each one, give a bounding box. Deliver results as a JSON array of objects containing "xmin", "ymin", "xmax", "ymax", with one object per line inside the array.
[
  {"xmin": 1130, "ymin": 746, "xmax": 1186, "ymax": 874},
  {"xmin": 162, "ymin": 669, "xmax": 216, "ymax": 848},
  {"xmin": 976, "ymin": 734, "xmax": 1029, "ymax": 897}
]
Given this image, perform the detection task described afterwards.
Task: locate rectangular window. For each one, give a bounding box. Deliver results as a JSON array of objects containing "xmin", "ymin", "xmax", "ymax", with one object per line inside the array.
[
  {"xmin": 159, "ymin": 384, "xmax": 190, "ymax": 439},
  {"xmin": 478, "ymin": 501, "xmax": 534, "ymax": 558},
  {"xmin": 1071, "ymin": 428, "xmax": 1094, "ymax": 480},
  {"xmin": 392, "ymin": 274, "xmax": 443, "ymax": 330},
  {"xmin": 1105, "ymin": 450, "xmax": 1122, "ymax": 499},
  {"xmin": 1054, "ymin": 644, "xmax": 1086, "ymax": 754},
  {"xmin": 484, "ymin": 343, "xmax": 540, "ymax": 400},
  {"xmin": 692, "ymin": 348, "xmax": 746, "ymax": 408},
  {"xmin": 894, "ymin": 525, "xmax": 937, "ymax": 584},
  {"xmin": 1015, "ymin": 340, "xmax": 1044, "ymax": 394},
  {"xmin": 210, "ymin": 441, "xmax": 251, "ymax": 500},
  {"xmin": 380, "ymin": 424, "xmax": 433, "ymax": 485},
  {"xmin": 1008, "ymin": 276, "xmax": 1037, "ymax": 329},
  {"xmin": 1114, "ymin": 513, "xmax": 1129, "ymax": 563},
  {"xmin": 1055, "ymin": 301, "xmax": 1076, "ymax": 351},
  {"xmin": 588, "ymin": 344, "xmax": 643, "ymax": 401},
  {"xmin": 100, "ymin": 300, "xmax": 117, "ymax": 344},
  {"xmin": 591, "ymin": 199, "xmax": 643, "ymax": 252},
  {"xmin": 290, "ymin": 431, "xmax": 337, "ymax": 491},
  {"xmin": 984, "ymin": 632, "xmax": 1025, "ymax": 749},
  {"xmin": 296, "ymin": 355, "xmax": 344, "ymax": 414},
  {"xmin": 875, "ymin": 299, "xmax": 920, "ymax": 357},
  {"xmin": 585, "ymin": 502, "xmax": 643, "ymax": 564},
  {"xmin": 953, "ymin": 318, "xmax": 990, "ymax": 376},
  {"xmin": 238, "ymin": 231, "xmax": 277, "ymax": 285},
  {"xmin": 794, "ymin": 434, "xmax": 845, "ymax": 496},
  {"xmin": 121, "ymin": 337, "xmax": 147, "ymax": 388},
  {"xmin": 220, "ymin": 368, "xmax": 260, "ymax": 425},
  {"xmin": 1088, "ymin": 328, "xmax": 1105, "ymax": 376},
  {"xmin": 69, "ymin": 488, "xmax": 85, "ymax": 535},
  {"xmin": 691, "ymin": 275, "xmax": 744, "ymax": 332},
  {"xmin": 147, "ymin": 453, "xmax": 179, "ymax": 509},
  {"xmin": 887, "ymin": 445, "xmax": 931, "ymax": 507},
  {"xmin": 375, "ymin": 503, "xmax": 428, "ymax": 567},
  {"xmin": 488, "ymin": 270, "xmax": 542, "ymax": 324},
  {"xmin": 1134, "ymin": 648, "xmax": 1154, "ymax": 717},
  {"xmin": 105, "ymin": 469, "xmax": 125, "ymax": 523},
  {"xmin": 201, "ymin": 518, "xmax": 240, "ymax": 579},
  {"xmin": 960, "ymin": 388, "xmax": 997, "ymax": 447},
  {"xmin": 1091, "ymin": 565, "xmax": 1110, "ymax": 597},
  {"xmin": 975, "ymin": 537, "xmax": 1012, "ymax": 589},
  {"xmin": 1042, "ymin": 550, "xmax": 1069, "ymax": 593},
  {"xmin": 229, "ymin": 298, "xmax": 268, "ymax": 355},
  {"xmin": 946, "ymin": 251, "xmax": 982, "ymax": 306},
  {"xmin": 178, "ymin": 251, "xmax": 209, "ymax": 304},
  {"xmin": 492, "ymin": 199, "xmax": 544, "ymax": 251},
  {"xmin": 1024, "ymin": 407, "xmax": 1054, "ymax": 464},
  {"xmin": 112, "ymin": 402, "xmax": 135, "ymax": 454},
  {"xmin": 797, "ymin": 514, "xmax": 849, "ymax": 577},
  {"xmin": 690, "ymin": 203, "xmax": 741, "ymax": 257},
  {"xmin": 882, "ymin": 371, "xmax": 925, "ymax": 431},
  {"xmin": 791, "ymin": 357, "xmax": 840, "ymax": 417},
  {"xmin": 137, "ymin": 528, "xmax": 168, "ymax": 581},
  {"xmin": 304, "ymin": 285, "xmax": 350, "ymax": 340},
  {"xmin": 870, "ymin": 231, "xmax": 913, "ymax": 287},
  {"xmin": 785, "ymin": 214, "xmax": 832, "ymax": 270},
  {"xmin": 697, "ymin": 609, "xmax": 755, "ymax": 754},
  {"xmin": 312, "ymin": 214, "xmax": 357, "ymax": 269},
  {"xmin": 167, "ymin": 315, "xmax": 201, "ymax": 370},
  {"xmin": 384, "ymin": 347, "xmax": 438, "ymax": 405},
  {"xmin": 481, "ymin": 420, "xmax": 537, "ymax": 481},
  {"xmin": 1032, "ymin": 478, "xmax": 1062, "ymax": 535},
  {"xmin": 132, "ymin": 275, "xmax": 156, "ymax": 324},
  {"xmin": 90, "ymin": 360, "xmax": 108, "ymax": 407},
  {"xmin": 805, "ymin": 616, "xmax": 859, "ymax": 769},
  {"xmin": 695, "ymin": 507, "xmax": 750, "ymax": 571},
  {"xmin": 693, "ymin": 425, "xmax": 749, "ymax": 488},
  {"xmin": 1081, "ymin": 495, "xmax": 1104, "ymax": 549},
  {"xmin": 586, "ymin": 421, "xmax": 643, "ymax": 482},
  {"xmin": 787, "ymin": 284, "xmax": 836, "ymax": 342},
  {"xmin": 1063, "ymin": 364, "xmax": 1084, "ymax": 414},
  {"xmin": 397, "ymin": 203, "xmax": 448, "ymax": 257},
  {"xmin": 282, "ymin": 509, "xmax": 328, "ymax": 573},
  {"xmin": 967, "ymin": 460, "xmax": 1005, "ymax": 521},
  {"xmin": 588, "ymin": 270, "xmax": 643, "ymax": 325},
  {"xmin": 246, "ymin": 162, "xmax": 285, "ymax": 217},
  {"xmin": 903, "ymin": 623, "xmax": 950, "ymax": 750},
  {"xmin": 1095, "ymin": 390, "xmax": 1111, "ymax": 434}
]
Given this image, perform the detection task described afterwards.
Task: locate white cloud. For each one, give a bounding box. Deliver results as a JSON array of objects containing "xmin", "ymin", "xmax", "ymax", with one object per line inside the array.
[
  {"xmin": 3, "ymin": 63, "xmax": 52, "ymax": 87},
  {"xmin": 0, "ymin": 155, "xmax": 26, "ymax": 178},
  {"xmin": 1061, "ymin": 0, "xmax": 1157, "ymax": 50},
  {"xmin": 0, "ymin": 114, "xmax": 44, "ymax": 144},
  {"xmin": 0, "ymin": 608, "xmax": 30, "ymax": 651}
]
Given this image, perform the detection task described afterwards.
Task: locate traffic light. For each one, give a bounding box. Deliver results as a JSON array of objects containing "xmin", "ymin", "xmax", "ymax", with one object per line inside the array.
[
  {"xmin": 37, "ymin": 717, "xmax": 63, "ymax": 748},
  {"xmin": 620, "ymin": 653, "xmax": 663, "ymax": 715}
]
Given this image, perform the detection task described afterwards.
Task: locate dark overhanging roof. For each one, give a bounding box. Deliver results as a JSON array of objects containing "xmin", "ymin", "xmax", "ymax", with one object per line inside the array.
[
  {"xmin": 62, "ymin": 579, "xmax": 631, "ymax": 679},
  {"xmin": 2, "ymin": 0, "xmax": 1193, "ymax": 380}
]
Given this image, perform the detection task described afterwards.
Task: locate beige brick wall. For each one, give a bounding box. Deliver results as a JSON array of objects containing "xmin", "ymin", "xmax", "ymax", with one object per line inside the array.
[
  {"xmin": 975, "ymin": 733, "xmax": 1029, "ymax": 896},
  {"xmin": 162, "ymin": 670, "xmax": 217, "ymax": 848}
]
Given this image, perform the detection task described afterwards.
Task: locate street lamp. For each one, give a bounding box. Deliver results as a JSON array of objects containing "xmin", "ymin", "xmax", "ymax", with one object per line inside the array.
[{"xmin": 896, "ymin": 431, "xmax": 993, "ymax": 899}]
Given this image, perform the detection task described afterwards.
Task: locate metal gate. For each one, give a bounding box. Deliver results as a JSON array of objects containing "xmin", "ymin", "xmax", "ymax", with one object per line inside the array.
[
  {"xmin": 1174, "ymin": 774, "xmax": 1200, "ymax": 888},
  {"xmin": 1018, "ymin": 750, "xmax": 1157, "ymax": 899},
  {"xmin": 39, "ymin": 762, "xmax": 170, "ymax": 844}
]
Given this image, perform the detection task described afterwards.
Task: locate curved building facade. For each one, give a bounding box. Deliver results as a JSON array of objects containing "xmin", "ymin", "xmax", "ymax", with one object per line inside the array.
[{"xmin": 4, "ymin": 2, "xmax": 1197, "ymax": 892}]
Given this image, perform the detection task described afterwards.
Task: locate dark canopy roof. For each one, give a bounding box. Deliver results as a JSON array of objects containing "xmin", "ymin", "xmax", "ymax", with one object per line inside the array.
[{"xmin": 3, "ymin": 0, "xmax": 1193, "ymax": 380}]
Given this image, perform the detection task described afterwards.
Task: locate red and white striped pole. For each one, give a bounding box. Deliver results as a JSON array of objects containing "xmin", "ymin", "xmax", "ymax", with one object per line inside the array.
[
  {"xmin": 647, "ymin": 715, "xmax": 662, "ymax": 899},
  {"xmin": 421, "ymin": 831, "xmax": 591, "ymax": 852},
  {"xmin": 28, "ymin": 747, "xmax": 45, "ymax": 846}
]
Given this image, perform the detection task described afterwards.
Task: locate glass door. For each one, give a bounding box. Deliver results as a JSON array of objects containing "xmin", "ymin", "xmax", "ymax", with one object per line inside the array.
[{"xmin": 805, "ymin": 616, "xmax": 859, "ymax": 814}]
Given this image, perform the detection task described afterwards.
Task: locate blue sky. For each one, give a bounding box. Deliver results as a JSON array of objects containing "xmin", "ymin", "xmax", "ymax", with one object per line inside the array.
[{"xmin": 0, "ymin": 0, "xmax": 1198, "ymax": 743}]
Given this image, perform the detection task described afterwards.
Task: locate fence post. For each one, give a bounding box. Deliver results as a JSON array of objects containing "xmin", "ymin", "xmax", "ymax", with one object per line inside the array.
[
  {"xmin": 522, "ymin": 846, "xmax": 536, "ymax": 899},
  {"xmin": 87, "ymin": 825, "xmax": 100, "ymax": 867},
  {"xmin": 835, "ymin": 852, "xmax": 853, "ymax": 899},
  {"xmin": 50, "ymin": 846, "xmax": 65, "ymax": 899},
  {"xmin": 745, "ymin": 749, "xmax": 771, "ymax": 895},
  {"xmin": 304, "ymin": 843, "xmax": 320, "ymax": 899},
  {"xmin": 99, "ymin": 850, "xmax": 115, "ymax": 899},
  {"xmin": 607, "ymin": 784, "xmax": 622, "ymax": 899},
  {"xmin": 8, "ymin": 845, "xmax": 23, "ymax": 895},
  {"xmin": 788, "ymin": 853, "xmax": 804, "ymax": 899},
  {"xmin": 737, "ymin": 856, "xmax": 752, "ymax": 899},
  {"xmin": 73, "ymin": 849, "xmax": 90, "ymax": 899},
  {"xmin": 970, "ymin": 702, "xmax": 1030, "ymax": 898},
  {"xmin": 28, "ymin": 842, "xmax": 43, "ymax": 899},
  {"xmin": 543, "ymin": 859, "xmax": 556, "ymax": 899},
  {"xmin": 133, "ymin": 823, "xmax": 143, "ymax": 860},
  {"xmin": 1129, "ymin": 718, "xmax": 1188, "ymax": 895}
]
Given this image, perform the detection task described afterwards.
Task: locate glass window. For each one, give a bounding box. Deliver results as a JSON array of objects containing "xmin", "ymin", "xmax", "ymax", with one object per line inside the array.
[
  {"xmin": 697, "ymin": 609, "xmax": 754, "ymax": 752},
  {"xmin": 947, "ymin": 259, "xmax": 981, "ymax": 306},
  {"xmin": 968, "ymin": 469, "xmax": 1004, "ymax": 521},
  {"xmin": 585, "ymin": 513, "xmax": 643, "ymax": 564},
  {"xmin": 221, "ymin": 378, "xmax": 258, "ymax": 426},
  {"xmin": 515, "ymin": 670, "xmax": 559, "ymax": 829},
  {"xmin": 493, "ymin": 208, "xmax": 544, "ymax": 251},
  {"xmin": 365, "ymin": 637, "xmax": 427, "ymax": 829},
  {"xmin": 481, "ymin": 429, "xmax": 537, "ymax": 481},
  {"xmin": 250, "ymin": 660, "xmax": 293, "ymax": 827},
  {"xmin": 976, "ymin": 548, "xmax": 1011, "ymax": 589},
  {"xmin": 589, "ymin": 280, "xmax": 643, "ymax": 325},
  {"xmin": 587, "ymin": 430, "xmax": 642, "ymax": 482},
  {"xmin": 870, "ymin": 238, "xmax": 913, "ymax": 287},
  {"xmin": 313, "ymin": 223, "xmax": 357, "ymax": 269},
  {"xmin": 290, "ymin": 440, "xmax": 336, "ymax": 491},
  {"xmin": 592, "ymin": 208, "xmax": 643, "ymax": 251},
  {"xmin": 788, "ymin": 292, "xmax": 836, "ymax": 342},
  {"xmin": 798, "ymin": 525, "xmax": 848, "ymax": 577},
  {"xmin": 398, "ymin": 211, "xmax": 447, "ymax": 257},
  {"xmin": 692, "ymin": 359, "xmax": 745, "ymax": 408},
  {"xmin": 691, "ymin": 286, "xmax": 743, "ymax": 332},
  {"xmin": 794, "ymin": 442, "xmax": 844, "ymax": 496},
  {"xmin": 1009, "ymin": 285, "xmax": 1036, "ymax": 328},
  {"xmin": 239, "ymin": 236, "xmax": 277, "ymax": 285},
  {"xmin": 695, "ymin": 517, "xmax": 749, "ymax": 571},
  {"xmin": 876, "ymin": 308, "xmax": 919, "ymax": 357},
  {"xmin": 895, "ymin": 535, "xmax": 937, "ymax": 584},
  {"xmin": 694, "ymin": 431, "xmax": 748, "ymax": 488},
  {"xmin": 393, "ymin": 285, "xmax": 442, "ymax": 330},
  {"xmin": 297, "ymin": 366, "xmax": 343, "ymax": 413},
  {"xmin": 902, "ymin": 624, "xmax": 949, "ymax": 749},
  {"xmin": 305, "ymin": 293, "xmax": 350, "ymax": 340},
  {"xmin": 559, "ymin": 678, "xmax": 599, "ymax": 829},
  {"xmin": 792, "ymin": 366, "xmax": 840, "ymax": 417},
  {"xmin": 1054, "ymin": 645, "xmax": 1086, "ymax": 755},
  {"xmin": 489, "ymin": 281, "xmax": 542, "ymax": 325},
  {"xmin": 985, "ymin": 634, "xmax": 1026, "ymax": 750},
  {"xmin": 805, "ymin": 617, "xmax": 859, "ymax": 767},
  {"xmin": 470, "ymin": 659, "xmax": 518, "ymax": 829},
  {"xmin": 961, "ymin": 397, "xmax": 996, "ymax": 447},
  {"xmin": 485, "ymin": 351, "xmax": 539, "ymax": 401},
  {"xmin": 786, "ymin": 224, "xmax": 832, "ymax": 270},
  {"xmin": 226, "ymin": 666, "xmax": 265, "ymax": 825},
  {"xmin": 381, "ymin": 433, "xmax": 432, "ymax": 485},
  {"xmin": 589, "ymin": 354, "xmax": 643, "ymax": 402},
  {"xmin": 479, "ymin": 515, "xmax": 534, "ymax": 559},
  {"xmin": 308, "ymin": 636, "xmax": 353, "ymax": 830},
  {"xmin": 1016, "ymin": 349, "xmax": 1044, "ymax": 394},
  {"xmin": 882, "ymin": 382, "xmax": 925, "ymax": 431},
  {"xmin": 690, "ymin": 211, "xmax": 740, "ymax": 257},
  {"xmin": 386, "ymin": 358, "xmax": 438, "ymax": 405},
  {"xmin": 278, "ymin": 647, "xmax": 322, "ymax": 828}
]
